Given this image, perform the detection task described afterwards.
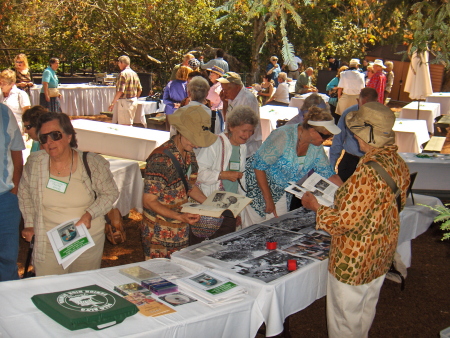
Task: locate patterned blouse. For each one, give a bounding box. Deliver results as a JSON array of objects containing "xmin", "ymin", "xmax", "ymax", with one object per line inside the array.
[
  {"xmin": 367, "ymin": 71, "xmax": 386, "ymax": 104},
  {"xmin": 245, "ymin": 123, "xmax": 335, "ymax": 217},
  {"xmin": 316, "ymin": 145, "xmax": 410, "ymax": 286},
  {"xmin": 142, "ymin": 138, "xmax": 198, "ymax": 256}
]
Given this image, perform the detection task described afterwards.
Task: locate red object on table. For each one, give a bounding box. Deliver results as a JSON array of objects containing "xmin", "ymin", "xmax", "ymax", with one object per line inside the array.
[
  {"xmin": 287, "ymin": 259, "xmax": 297, "ymax": 271},
  {"xmin": 266, "ymin": 241, "xmax": 277, "ymax": 250}
]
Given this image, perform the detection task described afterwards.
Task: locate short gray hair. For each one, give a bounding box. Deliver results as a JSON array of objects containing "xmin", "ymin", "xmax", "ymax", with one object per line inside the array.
[
  {"xmin": 187, "ymin": 76, "xmax": 210, "ymax": 102},
  {"xmin": 118, "ymin": 55, "xmax": 130, "ymax": 65},
  {"xmin": 227, "ymin": 106, "xmax": 260, "ymax": 130}
]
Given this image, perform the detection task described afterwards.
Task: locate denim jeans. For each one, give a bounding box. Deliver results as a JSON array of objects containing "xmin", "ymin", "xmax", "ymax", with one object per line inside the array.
[{"xmin": 0, "ymin": 191, "xmax": 21, "ymax": 281}]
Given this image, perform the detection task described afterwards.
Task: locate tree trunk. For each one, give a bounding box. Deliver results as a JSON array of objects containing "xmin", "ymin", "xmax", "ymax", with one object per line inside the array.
[
  {"xmin": 250, "ymin": 15, "xmax": 267, "ymax": 85},
  {"xmin": 442, "ymin": 68, "xmax": 450, "ymax": 92}
]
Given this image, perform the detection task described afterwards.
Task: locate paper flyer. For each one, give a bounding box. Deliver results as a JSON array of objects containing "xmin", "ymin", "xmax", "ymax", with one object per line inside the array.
[{"xmin": 47, "ymin": 218, "xmax": 95, "ymax": 269}]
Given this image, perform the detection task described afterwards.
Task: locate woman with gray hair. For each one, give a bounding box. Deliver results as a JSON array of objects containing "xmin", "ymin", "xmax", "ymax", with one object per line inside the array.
[
  {"xmin": 196, "ymin": 105, "xmax": 260, "ymax": 230},
  {"xmin": 265, "ymin": 72, "xmax": 290, "ymax": 106}
]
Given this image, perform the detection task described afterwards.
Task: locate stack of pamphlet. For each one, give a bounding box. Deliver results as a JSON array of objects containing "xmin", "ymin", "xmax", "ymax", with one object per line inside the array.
[
  {"xmin": 119, "ymin": 266, "xmax": 160, "ymax": 282},
  {"xmin": 176, "ymin": 271, "xmax": 246, "ymax": 306},
  {"xmin": 47, "ymin": 218, "xmax": 95, "ymax": 269}
]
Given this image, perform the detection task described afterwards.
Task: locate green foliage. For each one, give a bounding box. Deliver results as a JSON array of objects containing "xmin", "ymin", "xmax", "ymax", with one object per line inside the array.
[
  {"xmin": 406, "ymin": 1, "xmax": 450, "ymax": 68},
  {"xmin": 421, "ymin": 203, "xmax": 450, "ymax": 241}
]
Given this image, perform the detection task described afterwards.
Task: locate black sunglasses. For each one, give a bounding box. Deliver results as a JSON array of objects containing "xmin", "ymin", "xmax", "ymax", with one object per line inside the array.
[
  {"xmin": 39, "ymin": 131, "xmax": 63, "ymax": 144},
  {"xmin": 24, "ymin": 124, "xmax": 33, "ymax": 130},
  {"xmin": 318, "ymin": 131, "xmax": 333, "ymax": 141}
]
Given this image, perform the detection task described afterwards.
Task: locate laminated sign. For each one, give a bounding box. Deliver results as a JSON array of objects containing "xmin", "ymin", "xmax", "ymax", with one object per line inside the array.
[{"xmin": 32, "ymin": 284, "xmax": 139, "ymax": 331}]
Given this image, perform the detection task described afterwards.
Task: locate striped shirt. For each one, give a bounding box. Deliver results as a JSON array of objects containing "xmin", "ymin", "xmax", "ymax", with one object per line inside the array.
[
  {"xmin": 0, "ymin": 103, "xmax": 25, "ymax": 194},
  {"xmin": 116, "ymin": 66, "xmax": 142, "ymax": 99}
]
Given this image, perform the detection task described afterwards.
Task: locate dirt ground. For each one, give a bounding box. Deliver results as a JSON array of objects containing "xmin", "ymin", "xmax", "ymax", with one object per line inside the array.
[{"xmin": 16, "ymin": 113, "xmax": 450, "ymax": 337}]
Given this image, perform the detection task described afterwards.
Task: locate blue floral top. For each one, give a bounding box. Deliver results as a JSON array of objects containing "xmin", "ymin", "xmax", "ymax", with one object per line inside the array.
[{"xmin": 245, "ymin": 123, "xmax": 335, "ymax": 217}]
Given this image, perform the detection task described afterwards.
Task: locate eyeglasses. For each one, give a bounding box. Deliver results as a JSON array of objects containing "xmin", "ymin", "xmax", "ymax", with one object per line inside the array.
[
  {"xmin": 24, "ymin": 124, "xmax": 33, "ymax": 130},
  {"xmin": 39, "ymin": 131, "xmax": 63, "ymax": 144},
  {"xmin": 15, "ymin": 61, "xmax": 24, "ymax": 64},
  {"xmin": 318, "ymin": 131, "xmax": 333, "ymax": 141}
]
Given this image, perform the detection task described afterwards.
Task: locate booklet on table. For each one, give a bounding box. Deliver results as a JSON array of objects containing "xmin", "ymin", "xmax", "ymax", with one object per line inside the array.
[
  {"xmin": 176, "ymin": 270, "xmax": 246, "ymax": 305},
  {"xmin": 47, "ymin": 218, "xmax": 95, "ymax": 269}
]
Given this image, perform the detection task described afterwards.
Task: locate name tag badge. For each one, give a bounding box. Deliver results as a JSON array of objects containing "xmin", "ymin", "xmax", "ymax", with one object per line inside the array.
[
  {"xmin": 229, "ymin": 161, "xmax": 240, "ymax": 171},
  {"xmin": 47, "ymin": 178, "xmax": 68, "ymax": 193}
]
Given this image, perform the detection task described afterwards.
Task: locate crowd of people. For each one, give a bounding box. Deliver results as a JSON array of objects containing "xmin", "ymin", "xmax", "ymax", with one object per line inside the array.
[{"xmin": 0, "ymin": 50, "xmax": 408, "ymax": 338}]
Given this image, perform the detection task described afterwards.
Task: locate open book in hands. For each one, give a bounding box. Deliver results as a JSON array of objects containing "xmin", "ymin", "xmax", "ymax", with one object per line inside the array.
[
  {"xmin": 181, "ymin": 191, "xmax": 252, "ymax": 218},
  {"xmin": 285, "ymin": 172, "xmax": 338, "ymax": 207}
]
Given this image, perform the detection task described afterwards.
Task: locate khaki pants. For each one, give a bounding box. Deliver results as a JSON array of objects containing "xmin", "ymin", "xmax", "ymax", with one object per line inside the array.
[
  {"xmin": 326, "ymin": 272, "xmax": 386, "ymax": 338},
  {"xmin": 117, "ymin": 98, "xmax": 138, "ymax": 125},
  {"xmin": 335, "ymin": 93, "xmax": 359, "ymax": 115},
  {"xmin": 34, "ymin": 223, "xmax": 105, "ymax": 276}
]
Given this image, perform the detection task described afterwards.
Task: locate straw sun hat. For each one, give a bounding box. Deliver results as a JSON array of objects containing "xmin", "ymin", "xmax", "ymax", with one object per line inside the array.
[
  {"xmin": 345, "ymin": 101, "xmax": 396, "ymax": 148},
  {"xmin": 168, "ymin": 105, "xmax": 217, "ymax": 148}
]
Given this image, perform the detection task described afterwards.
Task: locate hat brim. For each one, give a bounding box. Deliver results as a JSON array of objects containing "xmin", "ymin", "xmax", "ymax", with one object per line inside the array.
[
  {"xmin": 168, "ymin": 106, "xmax": 218, "ymax": 148},
  {"xmin": 217, "ymin": 77, "xmax": 230, "ymax": 84},
  {"xmin": 208, "ymin": 69, "xmax": 224, "ymax": 76},
  {"xmin": 308, "ymin": 119, "xmax": 341, "ymax": 135}
]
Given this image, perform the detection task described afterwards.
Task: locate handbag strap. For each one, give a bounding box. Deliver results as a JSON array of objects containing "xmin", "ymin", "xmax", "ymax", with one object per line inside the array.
[
  {"xmin": 164, "ymin": 149, "xmax": 189, "ymax": 193},
  {"xmin": 366, "ymin": 160, "xmax": 401, "ymax": 213},
  {"xmin": 82, "ymin": 151, "xmax": 97, "ymax": 200}
]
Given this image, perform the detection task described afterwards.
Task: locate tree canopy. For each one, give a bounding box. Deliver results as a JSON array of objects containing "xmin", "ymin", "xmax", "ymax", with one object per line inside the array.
[{"xmin": 1, "ymin": 0, "xmax": 448, "ymax": 87}]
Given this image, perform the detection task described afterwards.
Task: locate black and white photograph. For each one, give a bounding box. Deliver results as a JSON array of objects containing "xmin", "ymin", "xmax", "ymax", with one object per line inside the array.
[
  {"xmin": 212, "ymin": 192, "xmax": 226, "ymax": 202},
  {"xmin": 159, "ymin": 292, "xmax": 197, "ymax": 306},
  {"xmin": 261, "ymin": 208, "xmax": 317, "ymax": 233},
  {"xmin": 312, "ymin": 190, "xmax": 324, "ymax": 197},
  {"xmin": 282, "ymin": 232, "xmax": 331, "ymax": 261},
  {"xmin": 208, "ymin": 224, "xmax": 304, "ymax": 264},
  {"xmin": 314, "ymin": 179, "xmax": 330, "ymax": 191},
  {"xmin": 232, "ymin": 251, "xmax": 314, "ymax": 283}
]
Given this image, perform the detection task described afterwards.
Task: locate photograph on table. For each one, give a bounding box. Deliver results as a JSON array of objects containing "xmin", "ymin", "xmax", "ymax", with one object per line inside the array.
[
  {"xmin": 209, "ymin": 225, "xmax": 304, "ymax": 264},
  {"xmin": 260, "ymin": 207, "xmax": 317, "ymax": 233},
  {"xmin": 231, "ymin": 251, "xmax": 314, "ymax": 283},
  {"xmin": 282, "ymin": 231, "xmax": 331, "ymax": 261}
]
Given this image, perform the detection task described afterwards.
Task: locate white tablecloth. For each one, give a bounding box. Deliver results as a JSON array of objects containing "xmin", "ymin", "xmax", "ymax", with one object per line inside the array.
[
  {"xmin": 30, "ymin": 84, "xmax": 116, "ymax": 116},
  {"xmin": 0, "ymin": 260, "xmax": 260, "ymax": 338},
  {"xmin": 393, "ymin": 118, "xmax": 430, "ymax": 153},
  {"xmin": 426, "ymin": 92, "xmax": 450, "ymax": 115},
  {"xmin": 399, "ymin": 153, "xmax": 450, "ymax": 191},
  {"xmin": 105, "ymin": 157, "xmax": 144, "ymax": 215},
  {"xmin": 288, "ymin": 93, "xmax": 329, "ymax": 111},
  {"xmin": 172, "ymin": 194, "xmax": 441, "ymax": 336},
  {"xmin": 112, "ymin": 98, "xmax": 166, "ymax": 127},
  {"xmin": 400, "ymin": 101, "xmax": 441, "ymax": 133},
  {"xmin": 259, "ymin": 106, "xmax": 299, "ymax": 141},
  {"xmin": 72, "ymin": 120, "xmax": 169, "ymax": 161}
]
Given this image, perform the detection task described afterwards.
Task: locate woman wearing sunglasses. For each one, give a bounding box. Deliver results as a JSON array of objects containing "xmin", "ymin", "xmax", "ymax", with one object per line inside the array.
[
  {"xmin": 18, "ymin": 112, "xmax": 119, "ymax": 276},
  {"xmin": 22, "ymin": 105, "xmax": 48, "ymax": 153},
  {"xmin": 244, "ymin": 106, "xmax": 344, "ymax": 224}
]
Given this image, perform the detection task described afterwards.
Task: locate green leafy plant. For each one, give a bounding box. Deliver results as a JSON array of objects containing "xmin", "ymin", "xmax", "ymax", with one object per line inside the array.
[{"xmin": 423, "ymin": 204, "xmax": 450, "ymax": 241}]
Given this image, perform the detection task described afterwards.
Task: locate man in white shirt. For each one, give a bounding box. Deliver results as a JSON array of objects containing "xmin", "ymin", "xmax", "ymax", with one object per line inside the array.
[
  {"xmin": 282, "ymin": 54, "xmax": 302, "ymax": 80},
  {"xmin": 218, "ymin": 72, "xmax": 261, "ymax": 157},
  {"xmin": 335, "ymin": 58, "xmax": 365, "ymax": 116}
]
